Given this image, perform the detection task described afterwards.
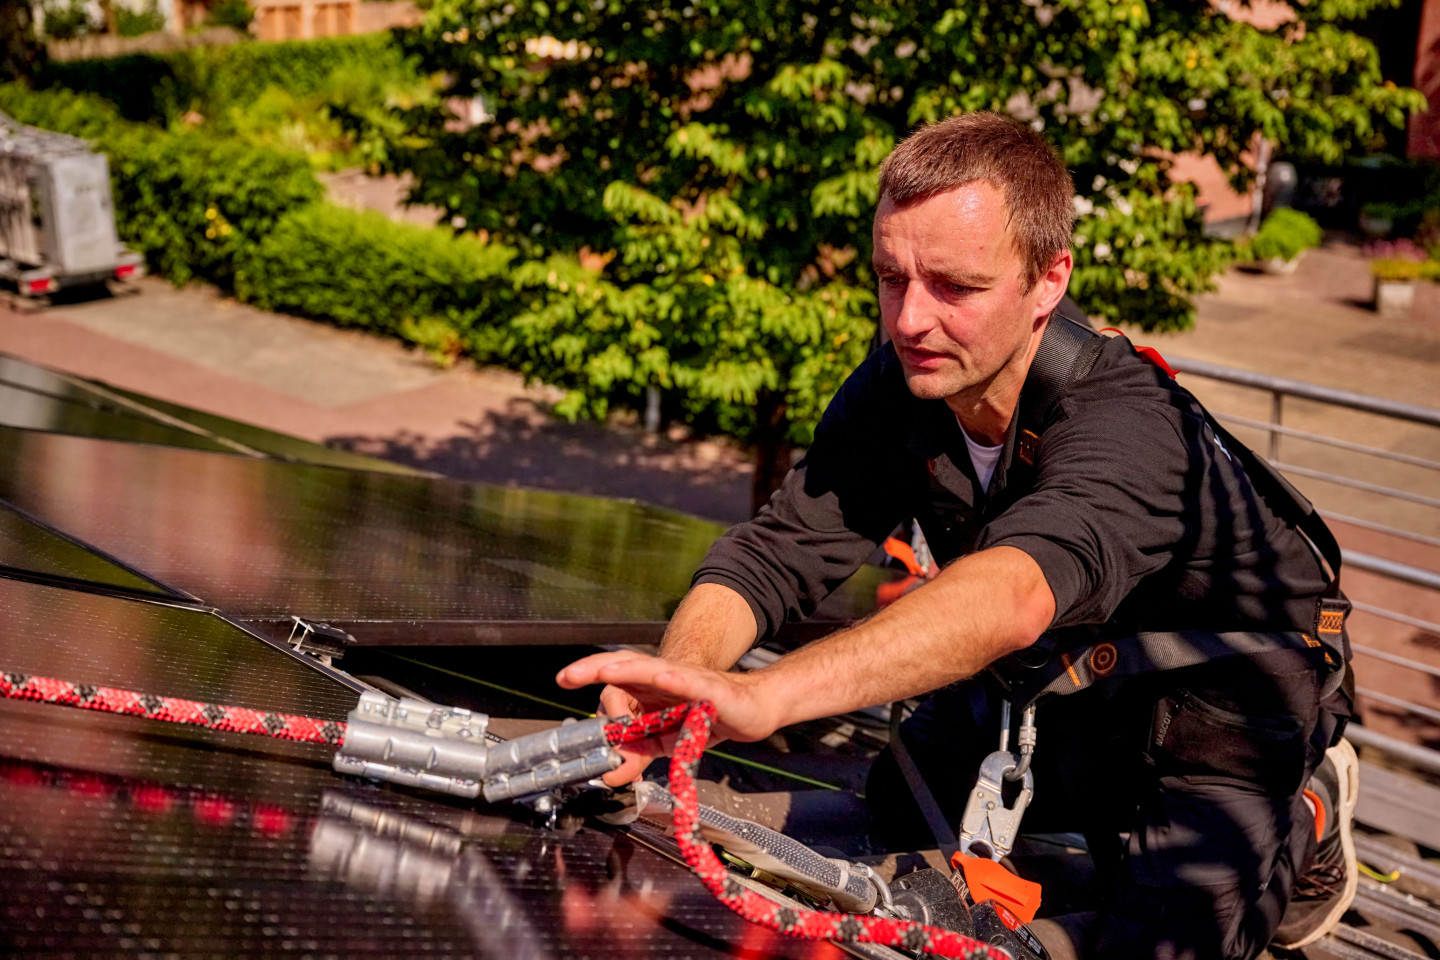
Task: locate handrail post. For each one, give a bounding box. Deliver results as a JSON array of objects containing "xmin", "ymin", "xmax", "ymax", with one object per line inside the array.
[{"xmin": 1269, "ymin": 389, "xmax": 1283, "ymax": 461}]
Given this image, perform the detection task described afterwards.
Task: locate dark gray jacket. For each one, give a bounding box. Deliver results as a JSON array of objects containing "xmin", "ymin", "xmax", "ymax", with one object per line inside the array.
[{"xmin": 694, "ymin": 327, "xmax": 1332, "ymax": 652}]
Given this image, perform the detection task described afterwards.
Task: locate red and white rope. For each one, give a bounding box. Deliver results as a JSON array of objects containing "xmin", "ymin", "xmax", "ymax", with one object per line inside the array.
[
  {"xmin": 0, "ymin": 670, "xmax": 345, "ymax": 745},
  {"xmin": 605, "ymin": 702, "xmax": 1006, "ymax": 960}
]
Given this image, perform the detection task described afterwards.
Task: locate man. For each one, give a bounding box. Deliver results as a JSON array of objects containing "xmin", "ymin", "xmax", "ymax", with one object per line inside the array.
[{"xmin": 558, "ymin": 113, "xmax": 1357, "ymax": 959}]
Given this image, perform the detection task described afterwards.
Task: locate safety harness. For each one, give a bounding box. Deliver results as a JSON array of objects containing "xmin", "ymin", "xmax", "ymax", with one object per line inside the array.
[{"xmin": 989, "ymin": 312, "xmax": 1352, "ymax": 710}]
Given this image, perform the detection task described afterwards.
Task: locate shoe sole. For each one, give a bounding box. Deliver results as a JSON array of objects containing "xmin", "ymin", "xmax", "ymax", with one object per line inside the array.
[{"xmin": 1274, "ymin": 738, "xmax": 1361, "ymax": 950}]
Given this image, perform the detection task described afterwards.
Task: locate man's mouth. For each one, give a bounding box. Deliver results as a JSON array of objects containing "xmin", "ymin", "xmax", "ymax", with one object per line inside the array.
[{"xmin": 897, "ymin": 346, "xmax": 951, "ymax": 370}]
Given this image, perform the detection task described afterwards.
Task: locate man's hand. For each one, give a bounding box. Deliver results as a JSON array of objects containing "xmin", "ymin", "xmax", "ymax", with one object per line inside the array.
[
  {"xmin": 556, "ymin": 650, "xmax": 780, "ymax": 786},
  {"xmin": 593, "ymin": 681, "xmax": 669, "ymax": 787}
]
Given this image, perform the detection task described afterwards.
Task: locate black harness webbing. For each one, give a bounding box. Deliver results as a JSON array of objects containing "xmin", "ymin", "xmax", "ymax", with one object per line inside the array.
[{"xmin": 993, "ymin": 313, "xmax": 1352, "ymax": 708}]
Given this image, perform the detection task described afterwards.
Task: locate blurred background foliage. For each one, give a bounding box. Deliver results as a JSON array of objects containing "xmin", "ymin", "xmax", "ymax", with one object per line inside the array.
[
  {"xmin": 0, "ymin": 0, "xmax": 1426, "ymax": 508},
  {"xmin": 35, "ymin": 33, "xmax": 435, "ymax": 169}
]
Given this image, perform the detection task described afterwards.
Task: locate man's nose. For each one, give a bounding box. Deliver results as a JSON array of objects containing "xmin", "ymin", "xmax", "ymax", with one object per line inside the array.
[{"xmin": 891, "ymin": 283, "xmax": 938, "ymax": 340}]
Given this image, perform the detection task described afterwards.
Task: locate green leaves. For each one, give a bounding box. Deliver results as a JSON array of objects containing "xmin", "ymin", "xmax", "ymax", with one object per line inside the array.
[
  {"xmin": 236, "ymin": 202, "xmax": 516, "ymax": 350},
  {"xmin": 1245, "ymin": 208, "xmax": 1324, "ymax": 263},
  {"xmin": 372, "ymin": 0, "xmax": 1420, "ymax": 458}
]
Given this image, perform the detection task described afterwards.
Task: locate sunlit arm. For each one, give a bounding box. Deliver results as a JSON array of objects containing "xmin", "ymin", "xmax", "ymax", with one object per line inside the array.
[
  {"xmin": 750, "ymin": 545, "xmax": 1055, "ymax": 731},
  {"xmin": 657, "ymin": 582, "xmax": 760, "ymax": 671},
  {"xmin": 559, "ymin": 545, "xmax": 1056, "ymax": 754}
]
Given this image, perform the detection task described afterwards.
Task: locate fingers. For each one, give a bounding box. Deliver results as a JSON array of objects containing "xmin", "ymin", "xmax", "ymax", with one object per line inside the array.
[
  {"xmin": 556, "ymin": 649, "xmax": 654, "ymax": 690},
  {"xmin": 588, "ymin": 656, "xmax": 718, "ymax": 704},
  {"xmin": 598, "ymin": 684, "xmax": 640, "ymax": 720},
  {"xmin": 559, "ymin": 651, "xmax": 722, "ymax": 711},
  {"xmin": 602, "ymin": 741, "xmax": 661, "ymax": 786}
]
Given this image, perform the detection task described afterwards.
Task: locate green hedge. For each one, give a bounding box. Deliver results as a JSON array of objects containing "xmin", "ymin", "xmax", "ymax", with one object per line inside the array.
[
  {"xmin": 236, "ymin": 203, "xmax": 516, "ymax": 358},
  {"xmin": 0, "ymin": 83, "xmax": 321, "ymax": 285},
  {"xmin": 36, "ymin": 33, "xmax": 413, "ymax": 123}
]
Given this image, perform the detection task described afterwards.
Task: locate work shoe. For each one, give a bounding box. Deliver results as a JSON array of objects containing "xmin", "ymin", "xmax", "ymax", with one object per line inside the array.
[{"xmin": 1272, "ymin": 738, "xmax": 1360, "ymax": 950}]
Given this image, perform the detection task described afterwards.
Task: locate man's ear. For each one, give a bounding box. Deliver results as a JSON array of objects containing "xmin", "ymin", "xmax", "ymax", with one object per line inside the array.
[{"xmin": 1033, "ymin": 249, "xmax": 1074, "ymax": 320}]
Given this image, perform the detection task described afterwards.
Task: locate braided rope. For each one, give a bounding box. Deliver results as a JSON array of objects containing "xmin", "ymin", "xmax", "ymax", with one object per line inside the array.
[
  {"xmin": 605, "ymin": 702, "xmax": 1006, "ymax": 960},
  {"xmin": 0, "ymin": 670, "xmax": 346, "ymax": 745}
]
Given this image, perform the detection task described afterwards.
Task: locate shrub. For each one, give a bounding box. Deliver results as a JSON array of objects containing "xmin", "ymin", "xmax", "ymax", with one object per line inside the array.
[
  {"xmin": 1248, "ymin": 209, "xmax": 1324, "ymax": 262},
  {"xmin": 39, "ymin": 0, "xmax": 95, "ymax": 40},
  {"xmin": 235, "ymin": 203, "xmax": 516, "ymax": 358},
  {"xmin": 37, "ymin": 34, "xmax": 415, "ymax": 123},
  {"xmin": 105, "ymin": 126, "xmax": 322, "ymax": 284},
  {"xmin": 205, "ymin": 0, "xmax": 253, "ymax": 31},
  {"xmin": 117, "ymin": 0, "xmax": 166, "ymax": 37},
  {"xmin": 0, "ymin": 82, "xmax": 322, "ymax": 286},
  {"xmin": 0, "ymin": 80, "xmax": 121, "ymax": 136},
  {"xmin": 1370, "ymin": 259, "xmax": 1439, "ymax": 283}
]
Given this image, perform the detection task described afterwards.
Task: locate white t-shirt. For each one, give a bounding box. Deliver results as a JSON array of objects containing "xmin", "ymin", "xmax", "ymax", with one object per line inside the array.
[{"xmin": 958, "ymin": 420, "xmax": 1004, "ymax": 494}]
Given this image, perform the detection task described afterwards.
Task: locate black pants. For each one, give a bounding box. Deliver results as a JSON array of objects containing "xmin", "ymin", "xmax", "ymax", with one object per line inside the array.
[{"xmin": 867, "ymin": 648, "xmax": 1340, "ymax": 960}]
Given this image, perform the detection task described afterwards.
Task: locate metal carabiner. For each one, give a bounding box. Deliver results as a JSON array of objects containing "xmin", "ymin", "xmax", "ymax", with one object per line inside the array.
[{"xmin": 957, "ymin": 750, "xmax": 1033, "ymax": 862}]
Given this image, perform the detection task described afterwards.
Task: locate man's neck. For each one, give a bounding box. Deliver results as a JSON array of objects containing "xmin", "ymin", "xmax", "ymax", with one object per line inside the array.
[{"xmin": 944, "ymin": 317, "xmax": 1050, "ymax": 446}]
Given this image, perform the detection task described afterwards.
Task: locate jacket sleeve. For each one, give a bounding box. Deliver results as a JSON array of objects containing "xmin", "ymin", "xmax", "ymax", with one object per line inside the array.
[
  {"xmin": 975, "ymin": 397, "xmax": 1191, "ymax": 629},
  {"xmin": 692, "ymin": 352, "xmax": 910, "ymax": 642}
]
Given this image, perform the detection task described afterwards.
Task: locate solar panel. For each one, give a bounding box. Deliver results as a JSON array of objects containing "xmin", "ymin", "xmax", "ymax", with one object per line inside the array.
[
  {"xmin": 0, "ymin": 735, "xmax": 854, "ymax": 959},
  {"xmin": 0, "ymin": 353, "xmax": 414, "ymax": 472},
  {"xmin": 0, "ymin": 500, "xmax": 174, "ymax": 595},
  {"xmin": 100, "ymin": 382, "xmax": 426, "ymax": 475},
  {"xmin": 0, "ymin": 376, "xmax": 238, "ymax": 452},
  {"xmin": 0, "ymin": 425, "xmax": 890, "ymax": 644},
  {"xmin": 0, "ymin": 577, "xmax": 360, "ymax": 714},
  {"xmin": 0, "ymin": 576, "xmax": 857, "ymax": 960}
]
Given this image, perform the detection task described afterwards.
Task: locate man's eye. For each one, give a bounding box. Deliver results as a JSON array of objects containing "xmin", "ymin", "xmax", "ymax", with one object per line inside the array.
[
  {"xmin": 945, "ymin": 283, "xmax": 976, "ymax": 295},
  {"xmin": 879, "ymin": 275, "xmax": 906, "ymax": 287}
]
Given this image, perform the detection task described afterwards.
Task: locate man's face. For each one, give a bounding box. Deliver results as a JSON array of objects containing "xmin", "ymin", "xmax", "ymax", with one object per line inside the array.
[{"xmin": 872, "ymin": 182, "xmax": 1064, "ymax": 410}]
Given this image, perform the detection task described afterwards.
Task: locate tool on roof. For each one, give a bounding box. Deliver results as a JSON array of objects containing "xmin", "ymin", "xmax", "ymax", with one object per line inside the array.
[{"xmin": 332, "ymin": 690, "xmax": 622, "ymax": 805}]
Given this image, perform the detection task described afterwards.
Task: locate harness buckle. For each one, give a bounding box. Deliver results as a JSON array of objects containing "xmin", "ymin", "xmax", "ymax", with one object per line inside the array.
[{"xmin": 957, "ymin": 750, "xmax": 1033, "ymax": 862}]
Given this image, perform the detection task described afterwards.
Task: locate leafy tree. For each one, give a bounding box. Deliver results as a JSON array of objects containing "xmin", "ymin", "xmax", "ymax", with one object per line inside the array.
[
  {"xmin": 206, "ymin": 0, "xmax": 255, "ymax": 31},
  {"xmin": 0, "ymin": 0, "xmax": 45, "ymax": 81},
  {"xmin": 386, "ymin": 0, "xmax": 1420, "ymax": 510},
  {"xmin": 38, "ymin": 0, "xmax": 96, "ymax": 40},
  {"xmin": 117, "ymin": 0, "xmax": 167, "ymax": 37}
]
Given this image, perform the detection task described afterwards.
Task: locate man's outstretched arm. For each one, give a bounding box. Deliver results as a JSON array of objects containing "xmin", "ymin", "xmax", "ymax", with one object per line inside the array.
[{"xmin": 562, "ymin": 545, "xmax": 1055, "ymax": 783}]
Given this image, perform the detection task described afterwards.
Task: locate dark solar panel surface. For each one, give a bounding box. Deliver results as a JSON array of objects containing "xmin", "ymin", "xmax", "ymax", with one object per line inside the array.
[
  {"xmin": 0, "ymin": 578, "xmax": 850, "ymax": 960},
  {"xmin": 101, "ymin": 383, "xmax": 424, "ymax": 475},
  {"xmin": 0, "ymin": 425, "xmax": 892, "ymax": 630},
  {"xmin": 0, "ymin": 353, "xmax": 413, "ymax": 472},
  {"xmin": 0, "ymin": 578, "xmax": 357, "ymax": 718},
  {"xmin": 0, "ymin": 377, "xmax": 237, "ymax": 452},
  {"xmin": 0, "ymin": 501, "xmax": 172, "ymax": 594},
  {"xmin": 0, "ymin": 728, "xmax": 850, "ymax": 960}
]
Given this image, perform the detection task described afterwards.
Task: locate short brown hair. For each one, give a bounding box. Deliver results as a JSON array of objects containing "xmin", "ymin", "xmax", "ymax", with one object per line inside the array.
[{"xmin": 877, "ymin": 112, "xmax": 1074, "ymax": 289}]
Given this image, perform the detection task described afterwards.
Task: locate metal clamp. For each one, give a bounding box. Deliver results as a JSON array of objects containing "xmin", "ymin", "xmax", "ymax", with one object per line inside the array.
[
  {"xmin": 957, "ymin": 750, "xmax": 1033, "ymax": 862},
  {"xmin": 287, "ymin": 617, "xmax": 354, "ymax": 662},
  {"xmin": 333, "ymin": 691, "xmax": 622, "ymax": 804},
  {"xmin": 853, "ymin": 861, "xmax": 900, "ymax": 918}
]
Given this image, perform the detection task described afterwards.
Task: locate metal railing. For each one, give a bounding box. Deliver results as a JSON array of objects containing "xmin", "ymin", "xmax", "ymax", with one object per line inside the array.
[{"xmin": 1168, "ymin": 355, "xmax": 1440, "ymax": 766}]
